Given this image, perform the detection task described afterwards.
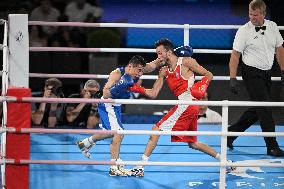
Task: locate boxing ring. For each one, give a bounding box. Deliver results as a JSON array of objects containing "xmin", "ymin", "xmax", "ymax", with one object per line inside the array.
[{"xmin": 1, "ymin": 15, "xmax": 284, "ymax": 189}]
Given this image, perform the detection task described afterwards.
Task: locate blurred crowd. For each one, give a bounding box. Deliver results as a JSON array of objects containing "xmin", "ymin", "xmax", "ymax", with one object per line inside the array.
[
  {"xmin": 1, "ymin": 0, "xmax": 123, "ymax": 98},
  {"xmin": 1, "ymin": 0, "xmax": 104, "ymax": 48},
  {"xmin": 28, "ymin": 0, "xmax": 103, "ymax": 48}
]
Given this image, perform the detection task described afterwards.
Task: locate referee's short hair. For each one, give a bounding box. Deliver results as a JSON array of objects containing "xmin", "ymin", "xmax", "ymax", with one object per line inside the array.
[{"xmin": 249, "ymin": 0, "xmax": 266, "ymax": 15}]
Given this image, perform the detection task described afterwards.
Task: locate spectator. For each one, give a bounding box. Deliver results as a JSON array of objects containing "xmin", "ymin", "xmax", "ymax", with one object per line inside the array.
[
  {"xmin": 15, "ymin": 1, "xmax": 31, "ymax": 14},
  {"xmin": 197, "ymin": 92, "xmax": 222, "ymax": 124},
  {"xmin": 49, "ymin": 14, "xmax": 86, "ymax": 47},
  {"xmin": 29, "ymin": 25, "xmax": 48, "ymax": 47},
  {"xmin": 63, "ymin": 79, "xmax": 101, "ymax": 129},
  {"xmin": 30, "ymin": 0, "xmax": 60, "ymax": 36},
  {"xmin": 31, "ymin": 78, "xmax": 64, "ymax": 128},
  {"xmin": 52, "ymin": 0, "xmax": 69, "ymax": 13},
  {"xmin": 64, "ymin": 0, "xmax": 103, "ymax": 23}
]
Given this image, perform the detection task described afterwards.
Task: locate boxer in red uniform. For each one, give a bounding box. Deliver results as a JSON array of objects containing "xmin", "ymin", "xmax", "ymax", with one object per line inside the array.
[{"xmin": 130, "ymin": 38, "xmax": 235, "ymax": 177}]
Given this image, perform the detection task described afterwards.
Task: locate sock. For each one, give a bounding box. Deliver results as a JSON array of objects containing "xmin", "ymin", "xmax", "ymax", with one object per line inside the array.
[
  {"xmin": 110, "ymin": 158, "xmax": 117, "ymax": 169},
  {"xmin": 141, "ymin": 154, "xmax": 149, "ymax": 161},
  {"xmin": 82, "ymin": 136, "xmax": 95, "ymax": 148},
  {"xmin": 137, "ymin": 154, "xmax": 149, "ymax": 169},
  {"xmin": 215, "ymin": 153, "xmax": 220, "ymax": 160}
]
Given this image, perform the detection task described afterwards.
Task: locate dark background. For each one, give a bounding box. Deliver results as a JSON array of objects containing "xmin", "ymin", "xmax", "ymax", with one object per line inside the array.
[{"xmin": 0, "ymin": 0, "xmax": 284, "ymax": 124}]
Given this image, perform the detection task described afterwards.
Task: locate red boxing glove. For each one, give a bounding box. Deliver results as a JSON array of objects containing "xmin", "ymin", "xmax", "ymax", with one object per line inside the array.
[
  {"xmin": 190, "ymin": 77, "xmax": 210, "ymax": 99},
  {"xmin": 128, "ymin": 83, "xmax": 146, "ymax": 95}
]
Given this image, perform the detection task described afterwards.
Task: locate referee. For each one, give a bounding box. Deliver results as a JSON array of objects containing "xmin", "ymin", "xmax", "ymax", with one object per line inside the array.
[{"xmin": 227, "ymin": 0, "xmax": 284, "ymax": 157}]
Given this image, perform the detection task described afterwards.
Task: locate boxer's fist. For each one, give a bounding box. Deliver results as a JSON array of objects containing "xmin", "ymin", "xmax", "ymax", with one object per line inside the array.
[
  {"xmin": 190, "ymin": 77, "xmax": 210, "ymax": 99},
  {"xmin": 110, "ymin": 74, "xmax": 134, "ymax": 98},
  {"xmin": 128, "ymin": 84, "xmax": 146, "ymax": 95}
]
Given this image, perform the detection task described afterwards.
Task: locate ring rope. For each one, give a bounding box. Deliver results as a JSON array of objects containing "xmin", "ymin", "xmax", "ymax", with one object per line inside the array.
[
  {"xmin": 28, "ymin": 73, "xmax": 281, "ymax": 81},
  {"xmin": 2, "ymin": 73, "xmax": 280, "ymax": 82},
  {"xmin": 4, "ymin": 97, "xmax": 284, "ymax": 107},
  {"xmin": 29, "ymin": 47, "xmax": 232, "ymax": 54},
  {"xmin": 28, "ymin": 21, "xmax": 284, "ymax": 30},
  {"xmin": 1, "ymin": 159, "xmax": 283, "ymax": 168},
  {"xmin": 2, "ymin": 127, "xmax": 284, "ymax": 137}
]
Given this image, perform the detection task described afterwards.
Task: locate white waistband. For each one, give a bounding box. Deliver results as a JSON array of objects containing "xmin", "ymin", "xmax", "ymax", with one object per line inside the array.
[
  {"xmin": 178, "ymin": 91, "xmax": 193, "ymax": 101},
  {"xmin": 101, "ymin": 96, "xmax": 121, "ymax": 106}
]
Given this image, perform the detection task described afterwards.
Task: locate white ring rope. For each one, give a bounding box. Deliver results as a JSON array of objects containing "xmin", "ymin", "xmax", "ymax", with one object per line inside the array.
[
  {"xmin": 28, "ymin": 21, "xmax": 284, "ymax": 30},
  {"xmin": 29, "ymin": 73, "xmax": 281, "ymax": 81},
  {"xmin": 29, "ymin": 47, "xmax": 232, "ymax": 54},
  {"xmin": 30, "ymin": 47, "xmax": 152, "ymax": 53},
  {"xmin": 1, "ymin": 159, "xmax": 283, "ymax": 168},
  {"xmin": 2, "ymin": 127, "xmax": 284, "ymax": 137},
  {"xmin": 29, "ymin": 21, "xmax": 185, "ymax": 29},
  {"xmin": 29, "ymin": 73, "xmax": 112, "ymax": 79},
  {"xmin": 5, "ymin": 97, "xmax": 284, "ymax": 107}
]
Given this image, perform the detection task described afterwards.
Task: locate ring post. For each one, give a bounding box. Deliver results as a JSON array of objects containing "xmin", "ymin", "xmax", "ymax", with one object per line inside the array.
[
  {"xmin": 6, "ymin": 87, "xmax": 31, "ymax": 189},
  {"xmin": 8, "ymin": 14, "xmax": 29, "ymax": 88},
  {"xmin": 183, "ymin": 24, "xmax": 189, "ymax": 46}
]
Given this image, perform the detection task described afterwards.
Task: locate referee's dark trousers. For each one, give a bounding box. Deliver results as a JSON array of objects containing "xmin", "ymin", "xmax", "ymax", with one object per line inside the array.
[{"xmin": 228, "ymin": 63, "xmax": 279, "ymax": 150}]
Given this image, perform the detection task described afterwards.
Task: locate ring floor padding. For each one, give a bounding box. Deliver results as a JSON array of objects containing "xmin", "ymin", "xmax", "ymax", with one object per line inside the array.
[{"xmin": 30, "ymin": 125, "xmax": 284, "ymax": 189}]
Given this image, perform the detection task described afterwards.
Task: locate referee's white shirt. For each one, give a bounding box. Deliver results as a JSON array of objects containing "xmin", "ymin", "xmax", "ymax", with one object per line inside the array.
[{"xmin": 233, "ymin": 19, "xmax": 283, "ymax": 70}]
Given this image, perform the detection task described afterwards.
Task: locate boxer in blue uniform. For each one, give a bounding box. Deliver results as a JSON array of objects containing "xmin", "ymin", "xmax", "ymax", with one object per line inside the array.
[{"xmin": 76, "ymin": 55, "xmax": 165, "ymax": 176}]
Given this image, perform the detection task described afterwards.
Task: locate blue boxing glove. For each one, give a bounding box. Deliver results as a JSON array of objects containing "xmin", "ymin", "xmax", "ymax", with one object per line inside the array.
[
  {"xmin": 110, "ymin": 74, "xmax": 134, "ymax": 99},
  {"xmin": 174, "ymin": 46, "xmax": 193, "ymax": 57}
]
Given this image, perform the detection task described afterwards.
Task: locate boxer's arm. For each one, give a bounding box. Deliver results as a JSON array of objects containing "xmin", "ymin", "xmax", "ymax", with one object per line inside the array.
[
  {"xmin": 183, "ymin": 58, "xmax": 213, "ymax": 99},
  {"xmin": 109, "ymin": 74, "xmax": 134, "ymax": 98},
  {"xmin": 103, "ymin": 69, "xmax": 121, "ymax": 98},
  {"xmin": 143, "ymin": 58, "xmax": 165, "ymax": 73},
  {"xmin": 183, "ymin": 57, "xmax": 213, "ymax": 81},
  {"xmin": 144, "ymin": 66, "xmax": 167, "ymax": 99}
]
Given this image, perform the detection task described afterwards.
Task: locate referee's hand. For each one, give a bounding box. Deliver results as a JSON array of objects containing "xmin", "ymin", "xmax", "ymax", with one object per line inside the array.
[{"xmin": 229, "ymin": 78, "xmax": 239, "ymax": 94}]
